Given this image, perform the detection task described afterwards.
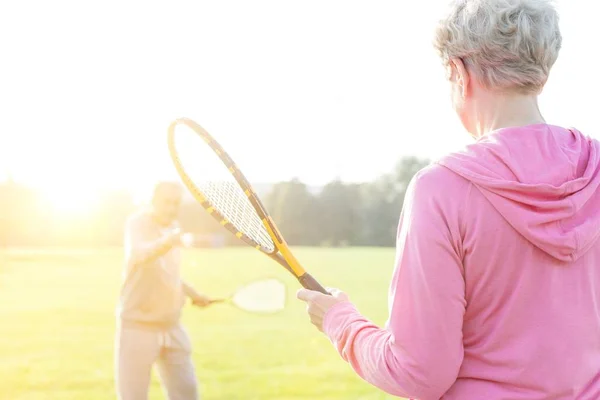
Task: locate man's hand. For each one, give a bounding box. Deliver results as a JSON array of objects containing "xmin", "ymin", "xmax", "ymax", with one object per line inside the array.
[
  {"xmin": 190, "ymin": 291, "xmax": 211, "ymax": 307},
  {"xmin": 183, "ymin": 283, "xmax": 212, "ymax": 307},
  {"xmin": 167, "ymin": 229, "xmax": 194, "ymax": 248}
]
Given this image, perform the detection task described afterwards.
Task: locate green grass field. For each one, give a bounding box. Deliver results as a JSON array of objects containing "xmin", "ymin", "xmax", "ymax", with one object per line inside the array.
[{"xmin": 0, "ymin": 247, "xmax": 401, "ymax": 400}]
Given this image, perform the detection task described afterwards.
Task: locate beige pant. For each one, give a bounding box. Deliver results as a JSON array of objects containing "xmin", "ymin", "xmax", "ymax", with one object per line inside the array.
[{"xmin": 115, "ymin": 323, "xmax": 199, "ymax": 400}]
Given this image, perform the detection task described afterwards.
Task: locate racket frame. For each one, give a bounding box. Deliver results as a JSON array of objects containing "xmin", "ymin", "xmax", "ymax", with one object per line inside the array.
[{"xmin": 167, "ymin": 117, "xmax": 327, "ymax": 294}]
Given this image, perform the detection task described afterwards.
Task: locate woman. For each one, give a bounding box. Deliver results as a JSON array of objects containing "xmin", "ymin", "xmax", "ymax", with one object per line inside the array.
[{"xmin": 297, "ymin": 1, "xmax": 600, "ymax": 399}]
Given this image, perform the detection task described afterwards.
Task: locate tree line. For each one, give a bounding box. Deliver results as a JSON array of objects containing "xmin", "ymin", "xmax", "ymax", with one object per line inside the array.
[{"xmin": 0, "ymin": 157, "xmax": 429, "ymax": 248}]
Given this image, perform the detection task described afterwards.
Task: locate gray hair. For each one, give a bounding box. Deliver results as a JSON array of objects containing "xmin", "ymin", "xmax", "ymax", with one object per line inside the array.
[{"xmin": 434, "ymin": 0, "xmax": 562, "ymax": 94}]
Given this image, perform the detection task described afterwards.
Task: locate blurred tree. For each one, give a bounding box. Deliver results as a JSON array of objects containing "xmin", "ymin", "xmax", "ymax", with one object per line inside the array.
[
  {"xmin": 265, "ymin": 178, "xmax": 320, "ymax": 246},
  {"xmin": 0, "ymin": 180, "xmax": 43, "ymax": 247},
  {"xmin": 0, "ymin": 180, "xmax": 16, "ymax": 247},
  {"xmin": 93, "ymin": 191, "xmax": 136, "ymax": 245},
  {"xmin": 317, "ymin": 180, "xmax": 363, "ymax": 246},
  {"xmin": 0, "ymin": 156, "xmax": 428, "ymax": 248},
  {"xmin": 360, "ymin": 157, "xmax": 430, "ymax": 246},
  {"xmin": 360, "ymin": 174, "xmax": 397, "ymax": 246}
]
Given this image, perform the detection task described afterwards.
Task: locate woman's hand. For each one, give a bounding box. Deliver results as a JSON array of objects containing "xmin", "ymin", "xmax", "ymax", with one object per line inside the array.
[{"xmin": 297, "ymin": 288, "xmax": 349, "ymax": 332}]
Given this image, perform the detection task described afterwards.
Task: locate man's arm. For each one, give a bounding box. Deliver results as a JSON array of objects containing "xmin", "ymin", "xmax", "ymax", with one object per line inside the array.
[
  {"xmin": 125, "ymin": 217, "xmax": 181, "ymax": 268},
  {"xmin": 182, "ymin": 281, "xmax": 211, "ymax": 306},
  {"xmin": 182, "ymin": 281, "xmax": 196, "ymax": 298}
]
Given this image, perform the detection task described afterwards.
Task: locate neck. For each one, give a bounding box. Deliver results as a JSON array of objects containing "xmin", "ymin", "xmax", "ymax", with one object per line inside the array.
[{"xmin": 470, "ymin": 91, "xmax": 545, "ymax": 138}]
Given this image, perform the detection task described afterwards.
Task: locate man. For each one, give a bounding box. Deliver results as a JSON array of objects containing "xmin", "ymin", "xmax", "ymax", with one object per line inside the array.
[{"xmin": 116, "ymin": 181, "xmax": 210, "ymax": 400}]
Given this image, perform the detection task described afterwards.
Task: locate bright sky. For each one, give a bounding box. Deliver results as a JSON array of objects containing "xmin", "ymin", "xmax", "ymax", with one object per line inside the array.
[{"xmin": 0, "ymin": 0, "xmax": 598, "ymax": 205}]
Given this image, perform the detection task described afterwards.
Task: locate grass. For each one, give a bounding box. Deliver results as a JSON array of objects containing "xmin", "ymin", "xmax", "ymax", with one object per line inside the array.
[{"xmin": 0, "ymin": 247, "xmax": 401, "ymax": 400}]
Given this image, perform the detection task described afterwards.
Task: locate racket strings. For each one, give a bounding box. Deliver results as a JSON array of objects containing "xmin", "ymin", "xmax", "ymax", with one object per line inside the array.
[
  {"xmin": 203, "ymin": 180, "xmax": 273, "ymax": 250},
  {"xmin": 172, "ymin": 125, "xmax": 275, "ymax": 252},
  {"xmin": 231, "ymin": 279, "xmax": 286, "ymax": 313}
]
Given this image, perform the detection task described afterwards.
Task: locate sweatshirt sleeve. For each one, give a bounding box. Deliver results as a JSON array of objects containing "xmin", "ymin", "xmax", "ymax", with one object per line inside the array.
[
  {"xmin": 322, "ymin": 169, "xmax": 466, "ymax": 400},
  {"xmin": 124, "ymin": 216, "xmax": 175, "ymax": 268}
]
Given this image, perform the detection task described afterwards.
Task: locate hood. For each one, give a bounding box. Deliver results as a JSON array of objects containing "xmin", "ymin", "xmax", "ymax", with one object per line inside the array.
[{"xmin": 438, "ymin": 124, "xmax": 600, "ymax": 262}]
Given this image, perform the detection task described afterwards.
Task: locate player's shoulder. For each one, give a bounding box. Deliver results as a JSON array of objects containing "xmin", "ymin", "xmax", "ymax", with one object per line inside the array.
[
  {"xmin": 125, "ymin": 210, "xmax": 152, "ymax": 231},
  {"xmin": 409, "ymin": 161, "xmax": 470, "ymax": 198}
]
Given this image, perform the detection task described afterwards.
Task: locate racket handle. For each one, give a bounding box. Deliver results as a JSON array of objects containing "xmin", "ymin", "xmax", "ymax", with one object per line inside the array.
[{"xmin": 298, "ymin": 273, "xmax": 329, "ymax": 295}]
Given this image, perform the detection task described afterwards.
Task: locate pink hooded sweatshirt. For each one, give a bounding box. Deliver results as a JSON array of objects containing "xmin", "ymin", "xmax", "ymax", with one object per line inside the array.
[{"xmin": 323, "ymin": 124, "xmax": 600, "ymax": 399}]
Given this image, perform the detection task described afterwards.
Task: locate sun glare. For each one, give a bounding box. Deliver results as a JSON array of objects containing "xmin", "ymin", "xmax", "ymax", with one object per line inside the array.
[{"xmin": 40, "ymin": 184, "xmax": 98, "ymax": 216}]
